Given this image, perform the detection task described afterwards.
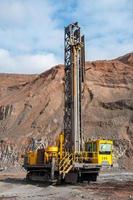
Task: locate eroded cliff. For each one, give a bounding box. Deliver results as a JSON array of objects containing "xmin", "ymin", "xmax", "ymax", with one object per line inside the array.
[{"xmin": 0, "ymin": 53, "xmax": 133, "ymax": 169}]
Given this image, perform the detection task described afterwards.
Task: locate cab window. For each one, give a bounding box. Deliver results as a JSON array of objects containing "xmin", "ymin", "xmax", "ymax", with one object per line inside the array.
[
  {"xmin": 99, "ymin": 144, "xmax": 111, "ymax": 154},
  {"xmin": 87, "ymin": 143, "xmax": 97, "ymax": 152}
]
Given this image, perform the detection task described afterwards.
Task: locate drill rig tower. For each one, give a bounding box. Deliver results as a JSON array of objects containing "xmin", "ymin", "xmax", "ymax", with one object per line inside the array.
[{"xmin": 64, "ymin": 22, "xmax": 85, "ymax": 153}]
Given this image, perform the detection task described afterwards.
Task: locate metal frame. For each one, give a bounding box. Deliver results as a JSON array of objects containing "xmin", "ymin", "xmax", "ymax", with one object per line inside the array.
[{"xmin": 64, "ymin": 22, "xmax": 85, "ymax": 152}]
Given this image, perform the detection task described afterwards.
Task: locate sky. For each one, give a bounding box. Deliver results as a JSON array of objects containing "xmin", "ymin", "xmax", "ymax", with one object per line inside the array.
[{"xmin": 0, "ymin": 0, "xmax": 132, "ymax": 74}]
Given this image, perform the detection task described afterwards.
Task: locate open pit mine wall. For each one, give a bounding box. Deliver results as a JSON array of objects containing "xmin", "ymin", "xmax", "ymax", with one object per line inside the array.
[{"xmin": 0, "ymin": 53, "xmax": 133, "ymax": 169}]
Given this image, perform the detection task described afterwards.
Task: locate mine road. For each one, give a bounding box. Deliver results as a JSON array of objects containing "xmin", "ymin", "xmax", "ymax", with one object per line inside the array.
[{"xmin": 0, "ymin": 171, "xmax": 133, "ymax": 200}]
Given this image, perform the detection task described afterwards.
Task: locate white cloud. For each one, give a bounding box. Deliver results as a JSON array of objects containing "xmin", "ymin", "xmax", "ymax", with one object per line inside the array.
[
  {"xmin": 0, "ymin": 1, "xmax": 26, "ymax": 26},
  {"xmin": 0, "ymin": 49, "xmax": 61, "ymax": 74},
  {"xmin": 0, "ymin": 0, "xmax": 63, "ymax": 54},
  {"xmin": 0, "ymin": 0, "xmax": 132, "ymax": 73},
  {"xmin": 0, "ymin": 0, "xmax": 64, "ymax": 73},
  {"xmin": 73, "ymin": 0, "xmax": 133, "ymax": 60},
  {"xmin": 87, "ymin": 42, "xmax": 133, "ymax": 60}
]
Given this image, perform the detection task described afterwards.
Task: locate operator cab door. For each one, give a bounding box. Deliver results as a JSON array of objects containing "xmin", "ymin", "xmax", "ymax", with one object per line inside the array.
[{"xmin": 85, "ymin": 142, "xmax": 98, "ymax": 164}]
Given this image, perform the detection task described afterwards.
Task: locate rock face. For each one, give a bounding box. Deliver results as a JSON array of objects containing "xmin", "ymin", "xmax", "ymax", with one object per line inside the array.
[{"xmin": 0, "ymin": 53, "xmax": 133, "ymax": 169}]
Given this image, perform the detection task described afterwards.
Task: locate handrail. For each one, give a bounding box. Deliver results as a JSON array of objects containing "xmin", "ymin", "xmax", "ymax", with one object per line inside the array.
[
  {"xmin": 59, "ymin": 152, "xmax": 69, "ymax": 166},
  {"xmin": 59, "ymin": 151, "xmax": 99, "ymax": 176},
  {"xmin": 59, "ymin": 153, "xmax": 73, "ymax": 170},
  {"xmin": 59, "ymin": 153, "xmax": 73, "ymax": 175}
]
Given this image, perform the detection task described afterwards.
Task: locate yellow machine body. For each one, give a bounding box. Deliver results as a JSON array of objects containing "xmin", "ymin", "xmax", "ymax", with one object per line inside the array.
[
  {"xmin": 56, "ymin": 132, "xmax": 64, "ymax": 159},
  {"xmin": 46, "ymin": 146, "xmax": 58, "ymax": 154},
  {"xmin": 27, "ymin": 151, "xmax": 38, "ymax": 165},
  {"xmin": 24, "ymin": 133, "xmax": 113, "ymax": 183},
  {"xmin": 26, "ymin": 146, "xmax": 59, "ymax": 166},
  {"xmin": 85, "ymin": 139, "xmax": 113, "ymax": 166},
  {"xmin": 26, "ymin": 135, "xmax": 113, "ymax": 167}
]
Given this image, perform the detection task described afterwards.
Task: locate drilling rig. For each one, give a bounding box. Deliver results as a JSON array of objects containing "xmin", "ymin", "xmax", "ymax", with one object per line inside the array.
[{"xmin": 23, "ymin": 22, "xmax": 113, "ymax": 183}]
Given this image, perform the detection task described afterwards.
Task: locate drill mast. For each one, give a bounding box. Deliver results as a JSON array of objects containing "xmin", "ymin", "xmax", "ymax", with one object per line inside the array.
[{"xmin": 64, "ymin": 22, "xmax": 85, "ymax": 152}]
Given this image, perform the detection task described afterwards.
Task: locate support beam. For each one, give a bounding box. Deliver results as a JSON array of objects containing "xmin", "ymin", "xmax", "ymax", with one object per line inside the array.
[{"xmin": 64, "ymin": 22, "xmax": 85, "ymax": 152}]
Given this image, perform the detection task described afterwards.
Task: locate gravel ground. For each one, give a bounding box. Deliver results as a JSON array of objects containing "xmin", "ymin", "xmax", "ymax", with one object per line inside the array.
[{"xmin": 0, "ymin": 171, "xmax": 133, "ymax": 200}]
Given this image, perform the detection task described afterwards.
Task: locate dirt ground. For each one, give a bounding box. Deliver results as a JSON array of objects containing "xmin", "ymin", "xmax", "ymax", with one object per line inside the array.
[{"xmin": 0, "ymin": 171, "xmax": 133, "ymax": 200}]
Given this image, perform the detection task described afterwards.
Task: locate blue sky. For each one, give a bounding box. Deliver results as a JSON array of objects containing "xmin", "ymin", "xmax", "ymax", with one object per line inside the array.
[{"xmin": 0, "ymin": 0, "xmax": 132, "ymax": 73}]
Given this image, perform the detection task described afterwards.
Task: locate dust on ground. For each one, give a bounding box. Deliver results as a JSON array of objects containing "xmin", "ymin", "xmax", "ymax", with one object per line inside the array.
[{"xmin": 0, "ymin": 171, "xmax": 133, "ymax": 200}]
